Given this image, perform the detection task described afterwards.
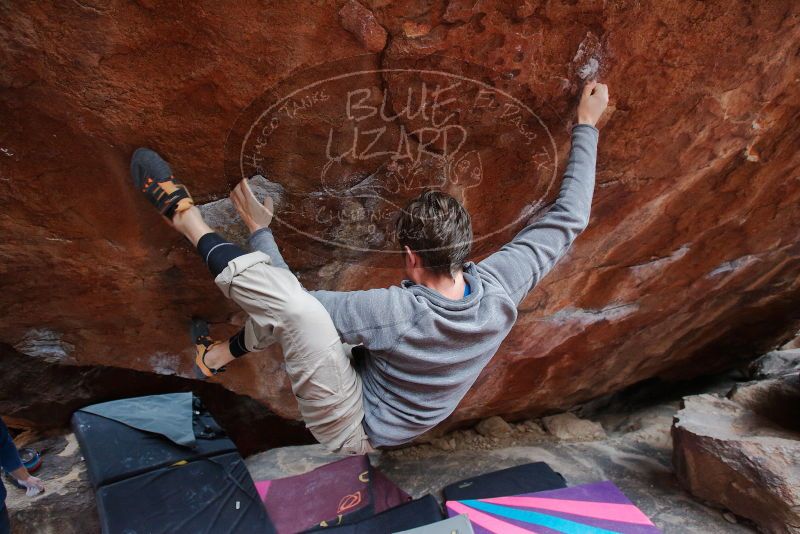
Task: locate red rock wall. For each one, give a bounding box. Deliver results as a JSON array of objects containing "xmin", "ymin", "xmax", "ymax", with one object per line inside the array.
[{"xmin": 1, "ymin": 1, "xmax": 799, "ymax": 431}]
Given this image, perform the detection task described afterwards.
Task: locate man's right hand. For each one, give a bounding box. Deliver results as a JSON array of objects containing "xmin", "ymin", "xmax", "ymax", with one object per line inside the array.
[
  {"xmin": 577, "ymin": 81, "xmax": 609, "ymax": 127},
  {"xmin": 15, "ymin": 473, "xmax": 45, "ymax": 497}
]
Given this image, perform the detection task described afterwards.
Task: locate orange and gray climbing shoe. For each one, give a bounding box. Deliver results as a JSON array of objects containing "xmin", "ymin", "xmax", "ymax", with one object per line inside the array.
[
  {"xmin": 130, "ymin": 147, "xmax": 194, "ymax": 219},
  {"xmin": 191, "ymin": 318, "xmax": 225, "ymax": 380}
]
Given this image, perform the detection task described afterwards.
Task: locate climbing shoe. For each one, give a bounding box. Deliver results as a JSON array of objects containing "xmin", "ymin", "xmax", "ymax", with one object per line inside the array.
[
  {"xmin": 191, "ymin": 318, "xmax": 225, "ymax": 380},
  {"xmin": 130, "ymin": 147, "xmax": 194, "ymax": 219}
]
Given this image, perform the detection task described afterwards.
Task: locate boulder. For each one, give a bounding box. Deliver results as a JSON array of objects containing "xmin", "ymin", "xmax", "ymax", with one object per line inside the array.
[
  {"xmin": 2, "ymin": 1, "xmax": 800, "ymax": 438},
  {"xmin": 672, "ymin": 377, "xmax": 800, "ymax": 534},
  {"xmin": 542, "ymin": 413, "xmax": 606, "ymax": 441}
]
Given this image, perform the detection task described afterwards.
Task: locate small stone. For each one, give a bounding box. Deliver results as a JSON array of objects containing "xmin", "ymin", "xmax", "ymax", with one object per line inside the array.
[
  {"xmin": 431, "ymin": 437, "xmax": 455, "ymax": 451},
  {"xmin": 475, "ymin": 416, "xmax": 513, "ymax": 437},
  {"xmin": 542, "ymin": 413, "xmax": 607, "ymax": 441},
  {"xmin": 524, "ymin": 420, "xmax": 547, "ymax": 436},
  {"xmin": 338, "ymin": 0, "xmax": 387, "ymax": 53},
  {"xmin": 722, "ymin": 512, "xmax": 738, "ymax": 524},
  {"xmin": 443, "ymin": 0, "xmax": 477, "ymax": 23},
  {"xmin": 513, "ymin": 1, "xmax": 535, "ymax": 21},
  {"xmin": 402, "ymin": 21, "xmax": 431, "ymax": 38}
]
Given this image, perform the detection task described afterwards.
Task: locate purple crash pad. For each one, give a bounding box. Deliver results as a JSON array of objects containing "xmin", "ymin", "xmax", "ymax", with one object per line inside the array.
[
  {"xmin": 446, "ymin": 481, "xmax": 661, "ymax": 534},
  {"xmin": 255, "ymin": 455, "xmax": 410, "ymax": 533}
]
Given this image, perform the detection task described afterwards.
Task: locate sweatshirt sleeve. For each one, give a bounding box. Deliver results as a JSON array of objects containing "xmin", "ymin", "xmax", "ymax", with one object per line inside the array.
[
  {"xmin": 477, "ymin": 124, "xmax": 598, "ymax": 306},
  {"xmin": 248, "ymin": 227, "xmax": 290, "ymax": 271},
  {"xmin": 0, "ymin": 419, "xmax": 22, "ymax": 473},
  {"xmin": 310, "ymin": 287, "xmax": 419, "ymax": 351}
]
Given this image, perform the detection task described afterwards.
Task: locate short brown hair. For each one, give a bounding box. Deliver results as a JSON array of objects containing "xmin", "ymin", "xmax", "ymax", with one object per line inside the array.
[{"xmin": 395, "ymin": 190, "xmax": 473, "ymax": 275}]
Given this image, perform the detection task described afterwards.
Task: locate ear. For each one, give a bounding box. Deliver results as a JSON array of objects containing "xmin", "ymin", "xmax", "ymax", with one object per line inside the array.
[{"xmin": 403, "ymin": 245, "xmax": 417, "ymax": 268}]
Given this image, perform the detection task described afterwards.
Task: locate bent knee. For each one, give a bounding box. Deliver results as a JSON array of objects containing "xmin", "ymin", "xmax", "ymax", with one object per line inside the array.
[
  {"xmin": 281, "ymin": 293, "xmax": 340, "ymax": 344},
  {"xmin": 226, "ymin": 263, "xmax": 305, "ymax": 310},
  {"xmin": 283, "ymin": 292, "xmax": 329, "ymax": 323}
]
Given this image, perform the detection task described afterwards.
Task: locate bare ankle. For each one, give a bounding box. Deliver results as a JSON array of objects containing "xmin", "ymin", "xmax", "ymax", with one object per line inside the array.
[
  {"xmin": 172, "ymin": 206, "xmax": 198, "ymax": 229},
  {"xmin": 172, "ymin": 206, "xmax": 213, "ymax": 246},
  {"xmin": 205, "ymin": 342, "xmax": 235, "ymax": 370}
]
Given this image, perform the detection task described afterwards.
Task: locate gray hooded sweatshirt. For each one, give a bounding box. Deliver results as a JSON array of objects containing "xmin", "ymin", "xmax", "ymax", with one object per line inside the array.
[{"xmin": 251, "ymin": 124, "xmax": 599, "ymax": 447}]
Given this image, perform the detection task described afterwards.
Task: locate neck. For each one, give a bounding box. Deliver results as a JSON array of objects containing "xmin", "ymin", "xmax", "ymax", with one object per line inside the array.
[{"xmin": 420, "ymin": 269, "xmax": 466, "ymax": 300}]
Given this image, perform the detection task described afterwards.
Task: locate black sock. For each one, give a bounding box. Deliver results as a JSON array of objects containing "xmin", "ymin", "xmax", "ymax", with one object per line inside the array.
[
  {"xmin": 196, "ymin": 233, "xmax": 247, "ymax": 277},
  {"xmin": 229, "ymin": 329, "xmax": 249, "ymax": 358}
]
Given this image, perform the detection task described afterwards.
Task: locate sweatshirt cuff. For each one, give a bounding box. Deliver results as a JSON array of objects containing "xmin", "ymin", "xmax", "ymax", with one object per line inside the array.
[
  {"xmin": 1, "ymin": 449, "xmax": 22, "ymax": 473},
  {"xmin": 572, "ymin": 123, "xmax": 599, "ymax": 135},
  {"xmin": 247, "ymin": 226, "xmax": 272, "ymax": 244},
  {"xmin": 3, "ymin": 457, "xmax": 22, "ymax": 473}
]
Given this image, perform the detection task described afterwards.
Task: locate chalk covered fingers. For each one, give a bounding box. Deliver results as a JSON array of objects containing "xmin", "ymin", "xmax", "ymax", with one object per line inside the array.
[
  {"xmin": 231, "ymin": 179, "xmax": 274, "ymax": 233},
  {"xmin": 577, "ymin": 81, "xmax": 609, "ymax": 127}
]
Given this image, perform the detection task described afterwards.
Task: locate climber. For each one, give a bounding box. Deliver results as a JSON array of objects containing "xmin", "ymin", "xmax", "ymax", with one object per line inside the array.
[
  {"xmin": 0, "ymin": 419, "xmax": 45, "ymax": 533},
  {"xmin": 129, "ymin": 81, "xmax": 608, "ymax": 455}
]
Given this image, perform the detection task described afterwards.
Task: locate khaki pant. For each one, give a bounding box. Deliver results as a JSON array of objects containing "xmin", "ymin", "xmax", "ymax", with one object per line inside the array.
[{"xmin": 214, "ymin": 251, "xmax": 374, "ymax": 455}]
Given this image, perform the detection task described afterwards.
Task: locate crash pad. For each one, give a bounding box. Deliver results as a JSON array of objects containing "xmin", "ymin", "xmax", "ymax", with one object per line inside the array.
[
  {"xmin": 317, "ymin": 495, "xmax": 444, "ymax": 533},
  {"xmin": 80, "ymin": 392, "xmax": 196, "ymax": 447},
  {"xmin": 446, "ymin": 481, "xmax": 661, "ymax": 533},
  {"xmin": 442, "ymin": 462, "xmax": 566, "ymax": 502},
  {"xmin": 96, "ymin": 452, "xmax": 272, "ymax": 534},
  {"xmin": 256, "ymin": 455, "xmax": 410, "ymax": 532},
  {"xmin": 395, "ymin": 514, "xmax": 474, "ymax": 534},
  {"xmin": 72, "ymin": 394, "xmax": 236, "ymax": 488}
]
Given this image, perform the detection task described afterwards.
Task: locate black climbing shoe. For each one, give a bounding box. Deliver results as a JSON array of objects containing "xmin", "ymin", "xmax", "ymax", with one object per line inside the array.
[
  {"xmin": 130, "ymin": 148, "xmax": 194, "ymax": 219},
  {"xmin": 191, "ymin": 318, "xmax": 225, "ymax": 380}
]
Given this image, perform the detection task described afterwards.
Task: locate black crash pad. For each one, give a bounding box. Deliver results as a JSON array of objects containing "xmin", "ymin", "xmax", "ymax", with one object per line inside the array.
[
  {"xmin": 96, "ymin": 452, "xmax": 272, "ymax": 534},
  {"xmin": 72, "ymin": 395, "xmax": 237, "ymax": 488},
  {"xmin": 442, "ymin": 462, "xmax": 566, "ymax": 502},
  {"xmin": 314, "ymin": 494, "xmax": 444, "ymax": 533}
]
